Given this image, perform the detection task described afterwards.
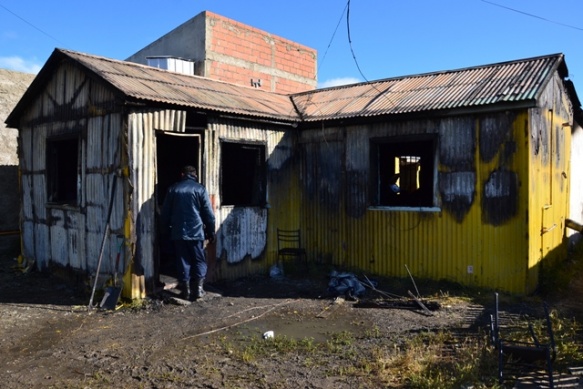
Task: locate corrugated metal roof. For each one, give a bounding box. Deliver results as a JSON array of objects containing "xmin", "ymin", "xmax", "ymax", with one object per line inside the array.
[
  {"xmin": 6, "ymin": 50, "xmax": 575, "ymax": 128},
  {"xmin": 54, "ymin": 49, "xmax": 300, "ymax": 122},
  {"xmin": 292, "ymin": 53, "xmax": 567, "ymax": 122}
]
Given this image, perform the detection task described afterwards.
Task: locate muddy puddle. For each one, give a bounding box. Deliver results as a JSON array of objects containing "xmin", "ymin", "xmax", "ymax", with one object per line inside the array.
[
  {"xmin": 219, "ymin": 300, "xmax": 372, "ymax": 343},
  {"xmin": 238, "ymin": 317, "xmax": 365, "ymax": 341}
]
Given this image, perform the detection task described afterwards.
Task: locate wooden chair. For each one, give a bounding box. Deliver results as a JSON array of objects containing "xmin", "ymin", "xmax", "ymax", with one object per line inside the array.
[
  {"xmin": 490, "ymin": 292, "xmax": 556, "ymax": 388},
  {"xmin": 277, "ymin": 228, "xmax": 307, "ymax": 271}
]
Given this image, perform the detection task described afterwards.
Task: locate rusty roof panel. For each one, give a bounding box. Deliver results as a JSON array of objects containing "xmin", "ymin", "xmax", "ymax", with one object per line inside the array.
[
  {"xmin": 293, "ymin": 54, "xmax": 565, "ymax": 121},
  {"xmin": 61, "ymin": 49, "xmax": 299, "ymax": 122},
  {"xmin": 7, "ymin": 50, "xmax": 571, "ymax": 128}
]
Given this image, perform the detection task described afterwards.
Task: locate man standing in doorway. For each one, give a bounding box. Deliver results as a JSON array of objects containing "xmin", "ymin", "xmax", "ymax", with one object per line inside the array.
[{"xmin": 161, "ymin": 165, "xmax": 215, "ymax": 300}]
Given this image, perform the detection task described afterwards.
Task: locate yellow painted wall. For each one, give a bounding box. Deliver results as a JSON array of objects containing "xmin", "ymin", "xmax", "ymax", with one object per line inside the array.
[
  {"xmin": 207, "ymin": 120, "xmax": 302, "ymax": 281},
  {"xmin": 527, "ymin": 76, "xmax": 572, "ymax": 292},
  {"xmin": 296, "ymin": 83, "xmax": 572, "ymax": 294}
]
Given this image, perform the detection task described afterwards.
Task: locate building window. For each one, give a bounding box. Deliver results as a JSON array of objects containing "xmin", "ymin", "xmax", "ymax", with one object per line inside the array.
[
  {"xmin": 47, "ymin": 136, "xmax": 79, "ymax": 204},
  {"xmin": 371, "ymin": 137, "xmax": 436, "ymax": 207},
  {"xmin": 221, "ymin": 141, "xmax": 266, "ymax": 206}
]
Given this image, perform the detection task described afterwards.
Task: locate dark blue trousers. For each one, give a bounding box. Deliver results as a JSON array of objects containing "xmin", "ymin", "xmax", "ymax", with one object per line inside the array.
[{"xmin": 173, "ymin": 240, "xmax": 207, "ymax": 284}]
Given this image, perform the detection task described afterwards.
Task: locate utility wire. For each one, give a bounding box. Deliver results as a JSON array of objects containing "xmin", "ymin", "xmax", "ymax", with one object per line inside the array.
[
  {"xmin": 345, "ymin": 0, "xmax": 396, "ymax": 107},
  {"xmin": 0, "ymin": 2, "xmax": 62, "ymax": 44},
  {"xmin": 480, "ymin": 0, "xmax": 583, "ymax": 32},
  {"xmin": 318, "ymin": 2, "xmax": 349, "ymax": 73},
  {"xmin": 346, "ymin": 0, "xmax": 369, "ymax": 82}
]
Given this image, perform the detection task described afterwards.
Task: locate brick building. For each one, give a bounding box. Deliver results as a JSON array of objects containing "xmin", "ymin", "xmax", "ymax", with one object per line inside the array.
[{"xmin": 126, "ymin": 11, "xmax": 317, "ymax": 94}]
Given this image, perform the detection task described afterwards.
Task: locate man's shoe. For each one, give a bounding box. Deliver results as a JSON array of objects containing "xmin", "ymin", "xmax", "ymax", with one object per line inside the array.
[
  {"xmin": 195, "ymin": 278, "xmax": 206, "ymax": 299},
  {"xmin": 180, "ymin": 283, "xmax": 191, "ymax": 300}
]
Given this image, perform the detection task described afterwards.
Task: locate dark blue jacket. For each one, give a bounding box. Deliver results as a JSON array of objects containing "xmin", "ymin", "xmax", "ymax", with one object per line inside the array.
[{"xmin": 161, "ymin": 175, "xmax": 215, "ymax": 241}]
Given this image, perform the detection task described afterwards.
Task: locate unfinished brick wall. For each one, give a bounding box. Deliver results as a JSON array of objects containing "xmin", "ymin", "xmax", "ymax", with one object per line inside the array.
[{"xmin": 205, "ymin": 12, "xmax": 317, "ymax": 94}]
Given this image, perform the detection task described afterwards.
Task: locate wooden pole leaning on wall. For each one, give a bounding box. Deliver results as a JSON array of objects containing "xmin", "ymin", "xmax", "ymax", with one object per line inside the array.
[{"xmin": 566, "ymin": 218, "xmax": 583, "ymax": 233}]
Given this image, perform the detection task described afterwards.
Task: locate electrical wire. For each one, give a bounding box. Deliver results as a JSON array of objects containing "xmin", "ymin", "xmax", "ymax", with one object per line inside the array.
[
  {"xmin": 0, "ymin": 2, "xmax": 62, "ymax": 44},
  {"xmin": 318, "ymin": 1, "xmax": 349, "ymax": 73},
  {"xmin": 301, "ymin": 1, "xmax": 352, "ymax": 143},
  {"xmin": 346, "ymin": 0, "xmax": 368, "ymax": 82},
  {"xmin": 480, "ymin": 0, "xmax": 583, "ymax": 32},
  {"xmin": 345, "ymin": 0, "xmax": 396, "ymax": 107}
]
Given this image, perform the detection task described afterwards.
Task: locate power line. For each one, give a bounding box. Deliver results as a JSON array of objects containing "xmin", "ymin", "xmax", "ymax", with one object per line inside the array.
[
  {"xmin": 318, "ymin": 2, "xmax": 348, "ymax": 73},
  {"xmin": 346, "ymin": 0, "xmax": 368, "ymax": 82},
  {"xmin": 345, "ymin": 0, "xmax": 396, "ymax": 107},
  {"xmin": 0, "ymin": 2, "xmax": 62, "ymax": 44},
  {"xmin": 480, "ymin": 0, "xmax": 583, "ymax": 32}
]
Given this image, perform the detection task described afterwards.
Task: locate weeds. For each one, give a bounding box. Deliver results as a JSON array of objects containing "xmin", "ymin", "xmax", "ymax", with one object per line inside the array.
[
  {"xmin": 203, "ymin": 306, "xmax": 582, "ymax": 389},
  {"xmin": 189, "ymin": 244, "xmax": 583, "ymax": 388}
]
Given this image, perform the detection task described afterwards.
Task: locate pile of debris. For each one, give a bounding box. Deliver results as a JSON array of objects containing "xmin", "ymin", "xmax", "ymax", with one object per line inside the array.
[{"xmin": 327, "ymin": 268, "xmax": 441, "ymax": 316}]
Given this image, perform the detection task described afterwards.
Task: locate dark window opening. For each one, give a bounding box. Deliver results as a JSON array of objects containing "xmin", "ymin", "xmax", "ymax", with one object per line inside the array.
[
  {"xmin": 221, "ymin": 142, "xmax": 266, "ymax": 206},
  {"xmin": 372, "ymin": 137, "xmax": 436, "ymax": 207},
  {"xmin": 47, "ymin": 136, "xmax": 79, "ymax": 204}
]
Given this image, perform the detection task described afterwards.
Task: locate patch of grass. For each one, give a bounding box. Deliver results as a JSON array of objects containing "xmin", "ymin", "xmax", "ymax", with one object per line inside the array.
[
  {"xmin": 364, "ymin": 325, "xmax": 382, "ymax": 339},
  {"xmin": 325, "ymin": 330, "xmax": 357, "ymax": 359},
  {"xmin": 204, "ymin": 276, "xmax": 583, "ymax": 388},
  {"xmin": 374, "ymin": 330, "xmax": 499, "ymax": 388},
  {"xmin": 529, "ymin": 308, "xmax": 583, "ymax": 369},
  {"xmin": 234, "ymin": 334, "xmax": 319, "ymax": 363}
]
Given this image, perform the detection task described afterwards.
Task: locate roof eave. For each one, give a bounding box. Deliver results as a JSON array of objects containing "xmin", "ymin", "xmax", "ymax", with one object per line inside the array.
[{"xmin": 296, "ymin": 100, "xmax": 538, "ymax": 128}]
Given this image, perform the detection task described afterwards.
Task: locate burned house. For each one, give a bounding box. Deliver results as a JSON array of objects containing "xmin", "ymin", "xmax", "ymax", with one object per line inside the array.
[
  {"xmin": 5, "ymin": 35, "xmax": 582, "ymax": 296},
  {"xmin": 292, "ymin": 54, "xmax": 582, "ymax": 294},
  {"xmin": 5, "ymin": 47, "xmax": 306, "ymax": 299}
]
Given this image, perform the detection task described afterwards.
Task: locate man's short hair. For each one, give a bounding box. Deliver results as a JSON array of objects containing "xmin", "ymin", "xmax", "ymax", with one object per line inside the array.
[{"xmin": 182, "ymin": 165, "xmax": 197, "ymax": 176}]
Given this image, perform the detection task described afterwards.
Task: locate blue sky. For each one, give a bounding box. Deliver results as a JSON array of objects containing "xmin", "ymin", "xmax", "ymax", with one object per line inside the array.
[{"xmin": 1, "ymin": 0, "xmax": 582, "ymax": 94}]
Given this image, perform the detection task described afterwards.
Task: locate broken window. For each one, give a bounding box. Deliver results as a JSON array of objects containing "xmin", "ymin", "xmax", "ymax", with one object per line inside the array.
[
  {"xmin": 371, "ymin": 137, "xmax": 436, "ymax": 207},
  {"xmin": 221, "ymin": 141, "xmax": 266, "ymax": 206},
  {"xmin": 46, "ymin": 135, "xmax": 79, "ymax": 204}
]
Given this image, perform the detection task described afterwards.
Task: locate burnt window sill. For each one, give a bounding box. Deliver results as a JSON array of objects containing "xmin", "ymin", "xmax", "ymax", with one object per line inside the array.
[
  {"xmin": 46, "ymin": 202, "xmax": 81, "ymax": 212},
  {"xmin": 368, "ymin": 206, "xmax": 441, "ymax": 213}
]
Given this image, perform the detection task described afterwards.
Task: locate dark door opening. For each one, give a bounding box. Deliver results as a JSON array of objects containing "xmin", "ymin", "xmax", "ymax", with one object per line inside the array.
[{"xmin": 155, "ymin": 131, "xmax": 201, "ymax": 280}]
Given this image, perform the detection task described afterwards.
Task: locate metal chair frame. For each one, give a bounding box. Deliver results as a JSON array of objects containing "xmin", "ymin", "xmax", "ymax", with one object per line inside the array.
[
  {"xmin": 490, "ymin": 292, "xmax": 556, "ymax": 388},
  {"xmin": 277, "ymin": 228, "xmax": 307, "ymax": 271}
]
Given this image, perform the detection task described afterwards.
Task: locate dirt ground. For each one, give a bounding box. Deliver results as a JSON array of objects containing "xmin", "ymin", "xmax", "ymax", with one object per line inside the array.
[{"xmin": 0, "ymin": 250, "xmax": 581, "ymax": 389}]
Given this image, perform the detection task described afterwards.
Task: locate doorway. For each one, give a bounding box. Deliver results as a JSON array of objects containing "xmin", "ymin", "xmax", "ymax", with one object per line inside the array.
[{"xmin": 155, "ymin": 131, "xmax": 202, "ymax": 280}]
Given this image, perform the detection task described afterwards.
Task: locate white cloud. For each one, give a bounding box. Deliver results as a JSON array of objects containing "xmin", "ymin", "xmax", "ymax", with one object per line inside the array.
[
  {"xmin": 318, "ymin": 77, "xmax": 361, "ymax": 89},
  {"xmin": 0, "ymin": 56, "xmax": 42, "ymax": 74}
]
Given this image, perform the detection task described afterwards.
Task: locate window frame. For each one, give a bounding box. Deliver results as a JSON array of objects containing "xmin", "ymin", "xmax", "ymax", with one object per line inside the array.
[
  {"xmin": 220, "ymin": 140, "xmax": 267, "ymax": 207},
  {"xmin": 370, "ymin": 135, "xmax": 438, "ymax": 210},
  {"xmin": 46, "ymin": 134, "xmax": 80, "ymax": 206}
]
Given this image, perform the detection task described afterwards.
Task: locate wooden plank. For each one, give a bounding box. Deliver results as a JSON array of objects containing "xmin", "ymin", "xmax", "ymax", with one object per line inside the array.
[{"xmin": 408, "ymin": 290, "xmax": 433, "ymax": 316}]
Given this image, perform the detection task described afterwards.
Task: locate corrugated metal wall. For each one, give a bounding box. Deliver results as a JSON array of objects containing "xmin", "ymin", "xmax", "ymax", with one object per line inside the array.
[
  {"xmin": 17, "ymin": 63, "xmax": 125, "ymax": 279},
  {"xmin": 127, "ymin": 109, "xmax": 186, "ymax": 290},
  {"xmin": 299, "ymin": 105, "xmax": 568, "ymax": 294},
  {"xmin": 84, "ymin": 113, "xmax": 123, "ymax": 275},
  {"xmin": 14, "ymin": 55, "xmax": 574, "ymax": 297},
  {"xmin": 206, "ymin": 118, "xmax": 298, "ymax": 281},
  {"xmin": 526, "ymin": 73, "xmax": 572, "ymax": 292}
]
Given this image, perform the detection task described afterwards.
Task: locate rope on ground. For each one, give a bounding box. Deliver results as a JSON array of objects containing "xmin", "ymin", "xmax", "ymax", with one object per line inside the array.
[
  {"xmin": 222, "ymin": 301, "xmax": 291, "ymax": 319},
  {"xmin": 182, "ymin": 299, "xmax": 294, "ymax": 340}
]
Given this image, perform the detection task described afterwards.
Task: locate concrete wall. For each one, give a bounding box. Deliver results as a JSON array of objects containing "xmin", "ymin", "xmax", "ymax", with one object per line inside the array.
[
  {"xmin": 126, "ymin": 11, "xmax": 317, "ymax": 94},
  {"xmin": 0, "ymin": 69, "xmax": 35, "ymax": 256},
  {"xmin": 126, "ymin": 12, "xmax": 207, "ymax": 74}
]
